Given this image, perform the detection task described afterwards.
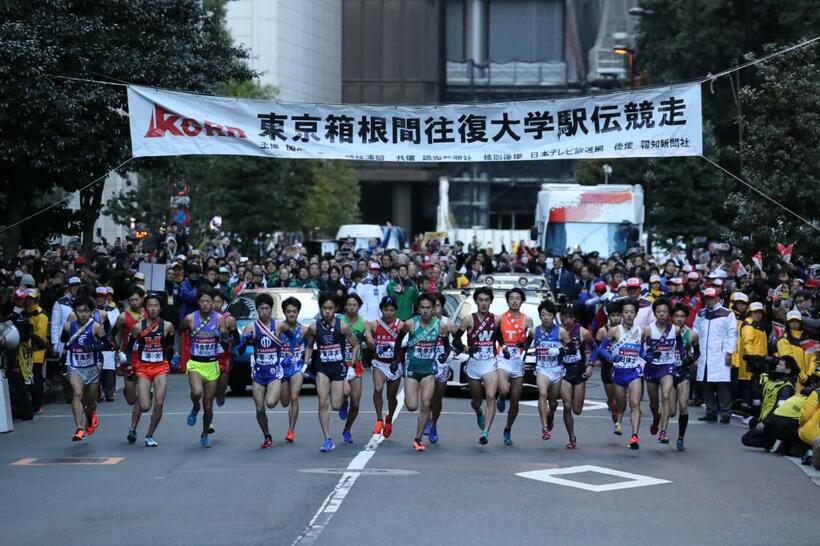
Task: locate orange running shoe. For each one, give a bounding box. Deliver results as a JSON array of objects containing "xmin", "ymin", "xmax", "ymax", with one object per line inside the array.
[
  {"xmin": 285, "ymin": 429, "xmax": 295, "ymax": 443},
  {"xmin": 261, "ymin": 435, "xmax": 273, "ymax": 449},
  {"xmin": 85, "ymin": 412, "xmax": 99, "ymax": 435},
  {"xmin": 72, "ymin": 428, "xmax": 85, "ymax": 441},
  {"xmin": 383, "ymin": 421, "xmax": 392, "ymax": 438},
  {"xmin": 412, "ymin": 439, "xmax": 426, "ymax": 451},
  {"xmin": 372, "ymin": 419, "xmax": 384, "ymax": 435}
]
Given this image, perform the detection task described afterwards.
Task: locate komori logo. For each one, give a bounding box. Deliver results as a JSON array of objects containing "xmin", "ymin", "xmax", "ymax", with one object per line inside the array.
[{"xmin": 144, "ymin": 104, "xmax": 247, "ymax": 139}]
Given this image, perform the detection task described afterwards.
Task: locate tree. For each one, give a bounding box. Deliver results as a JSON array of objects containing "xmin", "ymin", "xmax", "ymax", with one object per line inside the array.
[
  {"xmin": 0, "ymin": 0, "xmax": 254, "ymax": 258},
  {"xmin": 726, "ymin": 42, "xmax": 820, "ymax": 258}
]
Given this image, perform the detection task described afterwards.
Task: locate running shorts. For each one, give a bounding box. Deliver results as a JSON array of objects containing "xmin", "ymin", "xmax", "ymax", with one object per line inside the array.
[
  {"xmin": 134, "ymin": 362, "xmax": 169, "ymax": 382},
  {"xmin": 186, "ymin": 359, "xmax": 220, "ymax": 382},
  {"xmin": 465, "ymin": 357, "xmax": 497, "ymax": 380},
  {"xmin": 673, "ymin": 366, "xmax": 690, "ymax": 388},
  {"xmin": 536, "ymin": 364, "xmax": 564, "ymax": 384},
  {"xmin": 282, "ymin": 361, "xmax": 306, "ymax": 381},
  {"xmin": 67, "ymin": 365, "xmax": 100, "ymax": 386},
  {"xmin": 496, "ymin": 356, "xmax": 524, "ymax": 379},
  {"xmin": 252, "ymin": 364, "xmax": 283, "ymax": 386},
  {"xmin": 563, "ymin": 363, "xmax": 588, "ymax": 385},
  {"xmin": 644, "ymin": 363, "xmax": 675, "ymax": 384},
  {"xmin": 316, "ymin": 361, "xmax": 346, "ymax": 382},
  {"xmin": 612, "ymin": 366, "xmax": 642, "ymax": 388},
  {"xmin": 373, "ymin": 360, "xmax": 403, "ymax": 382}
]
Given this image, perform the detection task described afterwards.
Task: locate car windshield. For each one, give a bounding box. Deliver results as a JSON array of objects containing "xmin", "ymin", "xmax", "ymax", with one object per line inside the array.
[
  {"xmin": 227, "ymin": 291, "xmax": 320, "ymax": 324},
  {"xmin": 453, "ymin": 297, "xmax": 540, "ymax": 329}
]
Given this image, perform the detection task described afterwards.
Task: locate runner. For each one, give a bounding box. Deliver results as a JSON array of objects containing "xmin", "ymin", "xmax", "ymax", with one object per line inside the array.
[
  {"xmin": 93, "ymin": 286, "xmax": 117, "ymax": 402},
  {"xmin": 179, "ymin": 286, "xmax": 230, "ymax": 447},
  {"xmin": 339, "ymin": 293, "xmax": 365, "ymax": 443},
  {"xmin": 367, "ymin": 296, "xmax": 403, "ymax": 439},
  {"xmin": 238, "ymin": 293, "xmax": 281, "ymax": 449},
  {"xmin": 597, "ymin": 299, "xmax": 645, "ymax": 449},
  {"xmin": 559, "ymin": 303, "xmax": 594, "ymax": 449},
  {"xmin": 60, "ymin": 297, "xmax": 111, "ymax": 441},
  {"xmin": 128, "ymin": 293, "xmax": 175, "ymax": 447},
  {"xmin": 669, "ymin": 302, "xmax": 700, "ymax": 451},
  {"xmin": 453, "ymin": 286, "xmax": 499, "ymax": 445},
  {"xmin": 112, "ymin": 286, "xmax": 147, "ymax": 444},
  {"xmin": 303, "ymin": 292, "xmax": 359, "ymax": 453},
  {"xmin": 495, "ymin": 288, "xmax": 533, "ymax": 446},
  {"xmin": 277, "ymin": 296, "xmax": 308, "ymax": 444},
  {"xmin": 393, "ymin": 293, "xmax": 450, "ymax": 451},
  {"xmin": 213, "ymin": 291, "xmax": 237, "ymax": 410},
  {"xmin": 428, "ymin": 292, "xmax": 452, "ymax": 444},
  {"xmin": 643, "ymin": 297, "xmax": 680, "ymax": 445},
  {"xmin": 532, "ymin": 300, "xmax": 572, "ymax": 442},
  {"xmin": 595, "ymin": 302, "xmax": 623, "ymax": 424}
]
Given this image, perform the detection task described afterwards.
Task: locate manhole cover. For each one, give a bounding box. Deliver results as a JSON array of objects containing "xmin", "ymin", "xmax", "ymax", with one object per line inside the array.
[
  {"xmin": 299, "ymin": 468, "xmax": 419, "ymax": 476},
  {"xmin": 11, "ymin": 457, "xmax": 125, "ymax": 466}
]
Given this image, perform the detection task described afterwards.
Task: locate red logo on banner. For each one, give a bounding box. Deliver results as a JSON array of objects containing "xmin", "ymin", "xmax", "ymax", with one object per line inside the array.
[{"xmin": 145, "ymin": 105, "xmax": 247, "ymax": 139}]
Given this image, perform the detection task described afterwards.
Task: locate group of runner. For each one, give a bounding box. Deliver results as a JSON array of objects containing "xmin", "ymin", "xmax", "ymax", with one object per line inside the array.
[{"xmin": 61, "ymin": 284, "xmax": 700, "ymax": 453}]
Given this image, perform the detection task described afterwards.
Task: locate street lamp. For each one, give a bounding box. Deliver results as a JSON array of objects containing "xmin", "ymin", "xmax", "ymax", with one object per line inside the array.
[
  {"xmin": 612, "ymin": 44, "xmax": 634, "ymax": 86},
  {"xmin": 628, "ymin": 7, "xmax": 655, "ymax": 17},
  {"xmin": 602, "ymin": 164, "xmax": 612, "ymax": 184}
]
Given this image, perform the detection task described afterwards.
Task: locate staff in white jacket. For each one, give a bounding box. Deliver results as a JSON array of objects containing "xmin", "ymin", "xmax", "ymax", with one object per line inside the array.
[
  {"xmin": 49, "ymin": 277, "xmax": 81, "ymax": 358},
  {"xmin": 693, "ymin": 287, "xmax": 738, "ymax": 423},
  {"xmin": 355, "ymin": 263, "xmax": 387, "ymax": 322}
]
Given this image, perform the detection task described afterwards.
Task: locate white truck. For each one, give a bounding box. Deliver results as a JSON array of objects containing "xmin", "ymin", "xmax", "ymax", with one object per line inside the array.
[{"xmin": 531, "ymin": 184, "xmax": 644, "ymax": 257}]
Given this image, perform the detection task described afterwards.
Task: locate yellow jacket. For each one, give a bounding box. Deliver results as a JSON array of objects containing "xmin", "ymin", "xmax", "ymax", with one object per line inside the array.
[
  {"xmin": 776, "ymin": 329, "xmax": 817, "ymax": 392},
  {"xmin": 735, "ymin": 318, "xmax": 767, "ymax": 381},
  {"xmin": 26, "ymin": 305, "xmax": 49, "ymax": 364},
  {"xmin": 798, "ymin": 389, "xmax": 820, "ymax": 445}
]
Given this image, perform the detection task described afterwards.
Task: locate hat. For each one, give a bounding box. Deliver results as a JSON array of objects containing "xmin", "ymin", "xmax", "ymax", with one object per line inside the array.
[
  {"xmin": 793, "ymin": 278, "xmax": 805, "ymax": 285},
  {"xmin": 175, "ymin": 254, "xmax": 187, "ymax": 263},
  {"xmin": 106, "ymin": 287, "xmax": 114, "ymax": 294},
  {"xmin": 26, "ymin": 288, "xmax": 39, "ymax": 299},
  {"xmin": 617, "ymin": 281, "xmax": 627, "ymax": 290},
  {"xmin": 172, "ymin": 262, "xmax": 183, "ymax": 269},
  {"xmin": 687, "ymin": 272, "xmax": 700, "ymax": 281},
  {"xmin": 786, "ymin": 310, "xmax": 803, "ymax": 322},
  {"xmin": 626, "ymin": 277, "xmax": 641, "ymax": 288},
  {"xmin": 711, "ymin": 278, "xmax": 724, "ymax": 287},
  {"xmin": 703, "ymin": 287, "xmax": 718, "ymax": 298},
  {"xmin": 669, "ymin": 277, "xmax": 683, "ymax": 285},
  {"xmin": 715, "ymin": 269, "xmax": 728, "ymax": 279},
  {"xmin": 20, "ymin": 274, "xmax": 36, "ymax": 288},
  {"xmin": 218, "ymin": 266, "xmax": 229, "ymax": 274},
  {"xmin": 134, "ymin": 272, "xmax": 146, "ymax": 281},
  {"xmin": 807, "ymin": 278, "xmax": 820, "ymax": 288},
  {"xmin": 649, "ymin": 274, "xmax": 661, "ymax": 284},
  {"xmin": 682, "ymin": 264, "xmax": 693, "ymax": 273},
  {"xmin": 68, "ymin": 276, "xmax": 82, "ymax": 286},
  {"xmin": 593, "ymin": 281, "xmax": 607, "ymax": 295},
  {"xmin": 95, "ymin": 286, "xmax": 108, "ymax": 295},
  {"xmin": 369, "ymin": 262, "xmax": 381, "ymax": 270},
  {"xmin": 749, "ymin": 302, "xmax": 764, "ymax": 312},
  {"xmin": 730, "ymin": 292, "xmax": 749, "ymax": 303}
]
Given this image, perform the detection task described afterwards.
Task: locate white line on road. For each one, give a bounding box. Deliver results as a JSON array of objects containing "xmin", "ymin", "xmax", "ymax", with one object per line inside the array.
[{"xmin": 291, "ymin": 389, "xmax": 406, "ymax": 545}]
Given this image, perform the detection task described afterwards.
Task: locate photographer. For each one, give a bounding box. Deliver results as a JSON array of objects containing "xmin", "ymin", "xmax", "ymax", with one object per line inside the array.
[{"xmin": 741, "ymin": 355, "xmax": 802, "ymax": 453}]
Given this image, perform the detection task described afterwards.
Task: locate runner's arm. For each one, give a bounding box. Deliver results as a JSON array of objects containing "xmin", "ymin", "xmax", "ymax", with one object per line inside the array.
[
  {"xmin": 392, "ymin": 326, "xmax": 408, "ymax": 363},
  {"xmin": 438, "ymin": 322, "xmax": 451, "ymax": 363},
  {"xmin": 341, "ymin": 322, "xmax": 359, "ymax": 361},
  {"xmin": 364, "ymin": 321, "xmax": 376, "ymax": 351},
  {"xmin": 163, "ymin": 322, "xmax": 176, "ymax": 361},
  {"xmin": 218, "ymin": 316, "xmax": 233, "ymax": 349},
  {"xmin": 302, "ymin": 324, "xmax": 316, "ymax": 365}
]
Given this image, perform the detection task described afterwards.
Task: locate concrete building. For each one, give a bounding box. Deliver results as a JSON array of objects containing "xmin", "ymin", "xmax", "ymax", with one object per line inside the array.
[{"xmin": 225, "ymin": 0, "xmax": 343, "ymax": 103}]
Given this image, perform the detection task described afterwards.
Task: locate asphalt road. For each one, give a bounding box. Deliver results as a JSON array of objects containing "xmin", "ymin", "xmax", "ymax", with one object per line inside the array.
[{"xmin": 1, "ymin": 370, "xmax": 816, "ymax": 546}]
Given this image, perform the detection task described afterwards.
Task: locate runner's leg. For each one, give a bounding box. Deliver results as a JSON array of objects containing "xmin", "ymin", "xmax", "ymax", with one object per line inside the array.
[
  {"xmin": 316, "ymin": 373, "xmax": 331, "ymax": 438},
  {"xmin": 628, "ymin": 378, "xmax": 643, "ymax": 436},
  {"xmin": 659, "ymin": 375, "xmax": 674, "ymax": 435},
  {"xmin": 147, "ymin": 374, "xmax": 167, "ymax": 438},
  {"xmin": 252, "ymin": 381, "xmax": 269, "ymax": 437},
  {"xmin": 415, "ymin": 376, "xmax": 434, "ymax": 441},
  {"xmin": 201, "ymin": 379, "xmax": 218, "ymax": 438},
  {"xmin": 386, "ymin": 377, "xmax": 400, "ymax": 422},
  {"xmin": 344, "ymin": 377, "xmax": 362, "ymax": 432},
  {"xmin": 372, "ymin": 368, "xmax": 386, "ymax": 420},
  {"xmin": 404, "ymin": 377, "xmax": 419, "ymax": 412},
  {"xmin": 188, "ymin": 372, "xmax": 203, "ymax": 414},
  {"xmin": 431, "ymin": 380, "xmax": 446, "ymax": 425},
  {"xmin": 68, "ymin": 375, "xmax": 85, "ymax": 432},
  {"xmin": 536, "ymin": 374, "xmax": 550, "ymax": 430},
  {"xmin": 560, "ymin": 379, "xmax": 575, "ymax": 439},
  {"xmin": 482, "ymin": 372, "xmax": 498, "ymax": 432},
  {"xmin": 287, "ymin": 374, "xmax": 303, "ymax": 432}
]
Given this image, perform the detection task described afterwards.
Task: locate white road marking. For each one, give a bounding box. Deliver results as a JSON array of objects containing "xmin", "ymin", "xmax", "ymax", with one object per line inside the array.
[
  {"xmin": 517, "ymin": 464, "xmax": 672, "ymax": 492},
  {"xmin": 291, "ymin": 389, "xmax": 406, "ymax": 545}
]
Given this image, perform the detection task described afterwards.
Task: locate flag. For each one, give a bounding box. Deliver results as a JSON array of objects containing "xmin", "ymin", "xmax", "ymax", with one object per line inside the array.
[
  {"xmin": 732, "ymin": 260, "xmax": 748, "ymax": 278},
  {"xmin": 776, "ymin": 243, "xmax": 794, "ymax": 264},
  {"xmin": 752, "ymin": 251, "xmax": 763, "ymax": 271}
]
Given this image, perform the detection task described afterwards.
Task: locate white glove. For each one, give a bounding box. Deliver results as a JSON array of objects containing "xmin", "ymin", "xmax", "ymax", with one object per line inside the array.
[
  {"xmin": 115, "ymin": 351, "xmax": 127, "ymax": 366},
  {"xmin": 547, "ymin": 347, "xmax": 561, "ymax": 357}
]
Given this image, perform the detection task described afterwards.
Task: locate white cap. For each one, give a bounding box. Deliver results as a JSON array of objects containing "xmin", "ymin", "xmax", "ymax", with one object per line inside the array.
[
  {"xmin": 749, "ymin": 302, "xmax": 764, "ymax": 312},
  {"xmin": 106, "ymin": 287, "xmax": 114, "ymax": 294},
  {"xmin": 730, "ymin": 292, "xmax": 748, "ymax": 303},
  {"xmin": 68, "ymin": 276, "xmax": 81, "ymax": 286},
  {"xmin": 715, "ymin": 269, "xmax": 728, "ymax": 279},
  {"xmin": 95, "ymin": 287, "xmax": 108, "ymax": 295},
  {"xmin": 134, "ymin": 272, "xmax": 146, "ymax": 280},
  {"xmin": 649, "ymin": 274, "xmax": 661, "ymax": 284},
  {"xmin": 711, "ymin": 278, "xmax": 724, "ymax": 286},
  {"xmin": 786, "ymin": 310, "xmax": 803, "ymax": 322}
]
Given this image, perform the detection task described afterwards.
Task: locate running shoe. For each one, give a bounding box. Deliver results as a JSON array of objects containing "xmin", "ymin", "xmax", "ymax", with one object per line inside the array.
[
  {"xmin": 658, "ymin": 430, "xmax": 670, "ymax": 444},
  {"xmin": 216, "ymin": 396, "xmax": 225, "ymax": 408},
  {"xmin": 614, "ymin": 422, "xmax": 623, "ymax": 436},
  {"xmin": 127, "ymin": 428, "xmax": 137, "ymax": 444},
  {"xmin": 208, "ymin": 422, "xmax": 215, "ymax": 434},
  {"xmin": 342, "ymin": 430, "xmax": 353, "ymax": 444},
  {"xmin": 475, "ymin": 407, "xmax": 486, "ymax": 431},
  {"xmin": 541, "ymin": 426, "xmax": 551, "ymax": 441},
  {"xmin": 186, "ymin": 407, "xmax": 198, "ymax": 427},
  {"xmin": 503, "ymin": 429, "xmax": 513, "ymax": 446},
  {"xmin": 423, "ymin": 420, "xmax": 431, "ymax": 436},
  {"xmin": 650, "ymin": 415, "xmax": 660, "ymax": 436},
  {"xmin": 261, "ymin": 435, "xmax": 273, "ymax": 449},
  {"xmin": 338, "ymin": 399, "xmax": 349, "ymax": 421},
  {"xmin": 285, "ymin": 429, "xmax": 295, "ymax": 443},
  {"xmin": 383, "ymin": 421, "xmax": 393, "ymax": 439},
  {"xmin": 478, "ymin": 431, "xmax": 489, "ymax": 445},
  {"xmin": 200, "ymin": 434, "xmax": 212, "ymax": 448},
  {"xmin": 320, "ymin": 437, "xmax": 335, "ymax": 452},
  {"xmin": 413, "ymin": 438, "xmax": 426, "ymax": 451},
  {"xmin": 72, "ymin": 428, "xmax": 85, "ymax": 441},
  {"xmin": 84, "ymin": 413, "xmax": 95, "ymax": 435},
  {"xmin": 428, "ymin": 425, "xmax": 439, "ymax": 444},
  {"xmin": 676, "ymin": 438, "xmax": 686, "ymax": 451},
  {"xmin": 145, "ymin": 436, "xmax": 158, "ymax": 447},
  {"xmin": 496, "ymin": 395, "xmax": 506, "ymax": 414},
  {"xmin": 566, "ymin": 436, "xmax": 577, "ymax": 449},
  {"xmin": 547, "ymin": 412, "xmax": 555, "ymax": 432},
  {"xmin": 372, "ymin": 420, "xmax": 384, "ymax": 435},
  {"xmin": 105, "ymin": 395, "xmax": 114, "ymax": 402},
  {"xmin": 629, "ymin": 434, "xmax": 639, "ymax": 450}
]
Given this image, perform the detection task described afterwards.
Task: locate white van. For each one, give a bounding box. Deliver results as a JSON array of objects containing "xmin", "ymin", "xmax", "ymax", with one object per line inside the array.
[{"xmin": 335, "ymin": 224, "xmax": 405, "ymax": 251}]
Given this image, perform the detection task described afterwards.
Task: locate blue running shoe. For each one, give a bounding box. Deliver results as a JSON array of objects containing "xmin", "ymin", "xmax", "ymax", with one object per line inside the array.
[
  {"xmin": 475, "ymin": 408, "xmax": 485, "ymax": 431},
  {"xmin": 428, "ymin": 425, "xmax": 438, "ymax": 444},
  {"xmin": 478, "ymin": 430, "xmax": 489, "ymax": 445},
  {"xmin": 424, "ymin": 420, "xmax": 432, "ymax": 436},
  {"xmin": 338, "ymin": 399, "xmax": 349, "ymax": 421},
  {"xmin": 496, "ymin": 395, "xmax": 506, "ymax": 414},
  {"xmin": 676, "ymin": 438, "xmax": 686, "ymax": 451},
  {"xmin": 321, "ymin": 437, "xmax": 335, "ymax": 452},
  {"xmin": 200, "ymin": 434, "xmax": 212, "ymax": 448},
  {"xmin": 342, "ymin": 430, "xmax": 353, "ymax": 444},
  {"xmin": 187, "ymin": 408, "xmax": 197, "ymax": 427},
  {"xmin": 503, "ymin": 429, "xmax": 513, "ymax": 446}
]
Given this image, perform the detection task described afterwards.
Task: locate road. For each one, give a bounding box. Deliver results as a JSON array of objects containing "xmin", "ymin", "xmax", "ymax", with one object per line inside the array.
[{"xmin": 0, "ymin": 370, "xmax": 815, "ymax": 546}]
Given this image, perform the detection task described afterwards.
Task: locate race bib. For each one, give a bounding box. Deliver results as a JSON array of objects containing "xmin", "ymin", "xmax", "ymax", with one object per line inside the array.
[
  {"xmin": 414, "ymin": 341, "xmax": 436, "ymax": 360},
  {"xmin": 140, "ymin": 350, "xmax": 164, "ymax": 363},
  {"xmin": 376, "ymin": 342, "xmax": 394, "ymax": 360},
  {"xmin": 70, "ymin": 351, "xmax": 94, "ymax": 367},
  {"xmin": 320, "ymin": 344, "xmax": 343, "ymax": 363},
  {"xmin": 255, "ymin": 351, "xmax": 278, "ymax": 366}
]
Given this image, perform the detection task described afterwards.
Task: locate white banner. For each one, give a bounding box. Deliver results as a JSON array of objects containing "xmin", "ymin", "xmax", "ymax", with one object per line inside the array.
[{"xmin": 128, "ymin": 83, "xmax": 701, "ymax": 162}]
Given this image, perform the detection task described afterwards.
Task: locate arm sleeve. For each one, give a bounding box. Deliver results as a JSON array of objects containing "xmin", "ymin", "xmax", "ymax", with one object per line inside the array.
[
  {"xmin": 50, "ymin": 304, "xmax": 63, "ymax": 348},
  {"xmin": 724, "ymin": 314, "xmax": 738, "ymax": 354}
]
